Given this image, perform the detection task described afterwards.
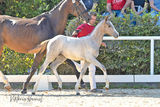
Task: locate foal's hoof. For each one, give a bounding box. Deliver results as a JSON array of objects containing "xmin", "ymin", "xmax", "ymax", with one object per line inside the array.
[
  {"xmin": 76, "ymin": 92, "xmax": 80, "ymax": 95},
  {"xmin": 32, "ymin": 92, "xmax": 35, "ymax": 95},
  {"xmin": 4, "ymin": 84, "xmax": 11, "ymax": 92},
  {"xmin": 21, "ymin": 89, "xmax": 27, "ymax": 94}
]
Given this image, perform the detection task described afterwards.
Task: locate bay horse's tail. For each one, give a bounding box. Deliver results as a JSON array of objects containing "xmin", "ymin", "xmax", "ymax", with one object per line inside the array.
[{"xmin": 28, "ymin": 40, "xmax": 50, "ymax": 54}]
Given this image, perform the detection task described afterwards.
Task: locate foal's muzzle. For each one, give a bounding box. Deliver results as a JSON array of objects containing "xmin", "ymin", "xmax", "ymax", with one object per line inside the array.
[{"xmin": 114, "ymin": 32, "xmax": 119, "ymax": 38}]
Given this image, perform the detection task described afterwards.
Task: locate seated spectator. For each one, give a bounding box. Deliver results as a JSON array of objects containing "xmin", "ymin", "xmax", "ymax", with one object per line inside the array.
[
  {"xmin": 102, "ymin": 0, "xmax": 131, "ymax": 17},
  {"xmin": 131, "ymin": 0, "xmax": 148, "ymax": 16},
  {"xmin": 149, "ymin": 0, "xmax": 160, "ymax": 26}
]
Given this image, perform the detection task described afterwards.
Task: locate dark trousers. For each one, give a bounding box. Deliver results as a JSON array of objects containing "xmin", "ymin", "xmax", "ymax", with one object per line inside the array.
[{"xmin": 66, "ymin": 59, "xmax": 84, "ymax": 84}]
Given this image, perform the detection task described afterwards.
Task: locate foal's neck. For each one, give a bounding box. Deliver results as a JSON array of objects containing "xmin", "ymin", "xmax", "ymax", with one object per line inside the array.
[{"xmin": 90, "ymin": 21, "xmax": 105, "ymax": 48}]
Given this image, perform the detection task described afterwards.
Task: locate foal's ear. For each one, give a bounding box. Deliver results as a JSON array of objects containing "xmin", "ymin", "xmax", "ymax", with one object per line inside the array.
[
  {"xmin": 105, "ymin": 16, "xmax": 111, "ymax": 22},
  {"xmin": 105, "ymin": 16, "xmax": 109, "ymax": 22}
]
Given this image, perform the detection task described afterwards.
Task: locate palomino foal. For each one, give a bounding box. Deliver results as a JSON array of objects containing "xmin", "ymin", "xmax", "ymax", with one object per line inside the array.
[{"xmin": 32, "ymin": 16, "xmax": 119, "ymax": 95}]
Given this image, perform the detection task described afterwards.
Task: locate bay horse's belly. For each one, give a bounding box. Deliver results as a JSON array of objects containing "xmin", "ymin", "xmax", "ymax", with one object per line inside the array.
[{"xmin": 2, "ymin": 23, "xmax": 50, "ymax": 53}]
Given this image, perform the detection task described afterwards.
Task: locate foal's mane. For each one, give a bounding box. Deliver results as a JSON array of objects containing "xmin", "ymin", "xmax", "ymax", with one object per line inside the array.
[{"xmin": 89, "ymin": 19, "xmax": 104, "ymax": 37}]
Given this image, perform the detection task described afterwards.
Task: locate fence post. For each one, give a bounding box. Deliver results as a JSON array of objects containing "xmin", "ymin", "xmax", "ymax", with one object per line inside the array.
[{"xmin": 150, "ymin": 39, "xmax": 154, "ymax": 75}]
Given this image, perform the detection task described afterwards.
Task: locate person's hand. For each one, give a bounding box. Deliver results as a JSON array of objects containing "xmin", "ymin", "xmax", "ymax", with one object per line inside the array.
[
  {"xmin": 144, "ymin": 2, "xmax": 148, "ymax": 10},
  {"xmin": 101, "ymin": 42, "xmax": 106, "ymax": 48},
  {"xmin": 121, "ymin": 8, "xmax": 125, "ymax": 14}
]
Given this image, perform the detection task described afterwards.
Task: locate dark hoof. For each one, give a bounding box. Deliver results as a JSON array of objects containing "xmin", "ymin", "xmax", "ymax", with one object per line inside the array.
[
  {"xmin": 4, "ymin": 84, "xmax": 11, "ymax": 92},
  {"xmin": 32, "ymin": 92, "xmax": 35, "ymax": 95},
  {"xmin": 21, "ymin": 89, "xmax": 27, "ymax": 94},
  {"xmin": 58, "ymin": 87, "xmax": 62, "ymax": 91},
  {"xmin": 79, "ymin": 83, "xmax": 86, "ymax": 89},
  {"xmin": 76, "ymin": 92, "xmax": 80, "ymax": 95},
  {"xmin": 105, "ymin": 87, "xmax": 109, "ymax": 91}
]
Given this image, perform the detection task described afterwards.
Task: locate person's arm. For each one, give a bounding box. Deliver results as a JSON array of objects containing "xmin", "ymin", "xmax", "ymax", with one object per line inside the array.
[
  {"xmin": 137, "ymin": 2, "xmax": 148, "ymax": 15},
  {"xmin": 149, "ymin": 0, "xmax": 160, "ymax": 12},
  {"xmin": 101, "ymin": 42, "xmax": 106, "ymax": 47},
  {"xmin": 72, "ymin": 29, "xmax": 81, "ymax": 37},
  {"xmin": 72, "ymin": 24, "xmax": 84, "ymax": 37},
  {"xmin": 107, "ymin": 3, "xmax": 113, "ymax": 16},
  {"xmin": 121, "ymin": 0, "xmax": 132, "ymax": 14},
  {"xmin": 131, "ymin": 1, "xmax": 138, "ymax": 14}
]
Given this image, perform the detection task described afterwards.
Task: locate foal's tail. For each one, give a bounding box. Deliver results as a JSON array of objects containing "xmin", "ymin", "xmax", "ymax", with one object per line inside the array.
[{"xmin": 28, "ymin": 40, "xmax": 50, "ymax": 54}]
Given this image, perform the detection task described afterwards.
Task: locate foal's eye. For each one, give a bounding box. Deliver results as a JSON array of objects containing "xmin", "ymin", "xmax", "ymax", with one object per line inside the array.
[{"xmin": 108, "ymin": 25, "xmax": 111, "ymax": 27}]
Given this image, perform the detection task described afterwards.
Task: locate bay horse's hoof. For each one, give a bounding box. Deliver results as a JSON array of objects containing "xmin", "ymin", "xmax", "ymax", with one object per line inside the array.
[
  {"xmin": 76, "ymin": 92, "xmax": 80, "ymax": 95},
  {"xmin": 32, "ymin": 92, "xmax": 35, "ymax": 95},
  {"xmin": 21, "ymin": 89, "xmax": 27, "ymax": 94},
  {"xmin": 105, "ymin": 87, "xmax": 109, "ymax": 91},
  {"xmin": 58, "ymin": 87, "xmax": 62, "ymax": 91},
  {"xmin": 4, "ymin": 84, "xmax": 11, "ymax": 92}
]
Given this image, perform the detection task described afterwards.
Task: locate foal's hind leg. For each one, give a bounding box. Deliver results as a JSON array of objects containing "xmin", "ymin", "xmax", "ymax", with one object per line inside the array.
[
  {"xmin": 50, "ymin": 55, "xmax": 66, "ymax": 90},
  {"xmin": 21, "ymin": 50, "xmax": 46, "ymax": 94},
  {"xmin": 86, "ymin": 56, "xmax": 109, "ymax": 90},
  {"xmin": 0, "ymin": 39, "xmax": 11, "ymax": 91}
]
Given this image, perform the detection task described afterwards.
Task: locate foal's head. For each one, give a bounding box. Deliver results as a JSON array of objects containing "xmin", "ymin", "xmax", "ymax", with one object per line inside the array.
[
  {"xmin": 103, "ymin": 16, "xmax": 119, "ymax": 38},
  {"xmin": 68, "ymin": 0, "xmax": 93, "ymax": 22}
]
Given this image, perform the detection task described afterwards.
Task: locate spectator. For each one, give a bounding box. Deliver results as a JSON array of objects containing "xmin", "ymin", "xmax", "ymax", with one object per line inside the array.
[
  {"xmin": 131, "ymin": 0, "xmax": 148, "ymax": 16},
  {"xmin": 149, "ymin": 0, "xmax": 160, "ymax": 26},
  {"xmin": 103, "ymin": 0, "xmax": 131, "ymax": 17}
]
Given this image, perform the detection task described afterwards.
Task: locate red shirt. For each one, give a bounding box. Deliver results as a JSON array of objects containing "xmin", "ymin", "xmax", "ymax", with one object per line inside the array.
[
  {"xmin": 74, "ymin": 23, "xmax": 95, "ymax": 38},
  {"xmin": 107, "ymin": 0, "xmax": 126, "ymax": 10}
]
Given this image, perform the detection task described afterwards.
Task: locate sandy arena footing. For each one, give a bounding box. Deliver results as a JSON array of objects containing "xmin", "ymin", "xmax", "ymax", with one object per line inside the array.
[{"xmin": 0, "ymin": 89, "xmax": 160, "ymax": 107}]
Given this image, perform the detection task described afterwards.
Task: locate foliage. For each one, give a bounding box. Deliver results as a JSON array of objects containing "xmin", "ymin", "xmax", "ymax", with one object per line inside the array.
[
  {"xmin": 0, "ymin": 0, "xmax": 60, "ymax": 18},
  {"xmin": 96, "ymin": 0, "xmax": 107, "ymax": 14},
  {"xmin": 0, "ymin": 47, "xmax": 34, "ymax": 75}
]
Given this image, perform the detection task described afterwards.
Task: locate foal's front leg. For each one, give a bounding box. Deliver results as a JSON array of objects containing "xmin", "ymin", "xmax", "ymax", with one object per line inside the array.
[
  {"xmin": 75, "ymin": 61, "xmax": 89, "ymax": 95},
  {"xmin": 87, "ymin": 56, "xmax": 109, "ymax": 90}
]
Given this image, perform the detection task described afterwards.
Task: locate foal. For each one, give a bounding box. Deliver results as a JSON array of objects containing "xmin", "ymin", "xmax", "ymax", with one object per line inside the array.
[{"xmin": 32, "ymin": 16, "xmax": 119, "ymax": 95}]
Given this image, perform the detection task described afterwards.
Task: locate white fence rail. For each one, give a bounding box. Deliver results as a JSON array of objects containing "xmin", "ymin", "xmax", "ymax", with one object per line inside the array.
[
  {"xmin": 1, "ymin": 75, "xmax": 160, "ymax": 83},
  {"xmin": 103, "ymin": 36, "xmax": 160, "ymax": 75}
]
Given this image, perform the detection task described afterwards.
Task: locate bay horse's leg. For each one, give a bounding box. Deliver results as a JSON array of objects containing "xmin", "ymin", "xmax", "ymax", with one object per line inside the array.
[
  {"xmin": 32, "ymin": 54, "xmax": 55, "ymax": 95},
  {"xmin": 66, "ymin": 59, "xmax": 85, "ymax": 85},
  {"xmin": 0, "ymin": 71, "xmax": 11, "ymax": 91},
  {"xmin": 0, "ymin": 39, "xmax": 11, "ymax": 91},
  {"xmin": 50, "ymin": 55, "xmax": 66, "ymax": 90},
  {"xmin": 87, "ymin": 56, "xmax": 109, "ymax": 90},
  {"xmin": 21, "ymin": 51, "xmax": 46, "ymax": 94},
  {"xmin": 75, "ymin": 61, "xmax": 89, "ymax": 95}
]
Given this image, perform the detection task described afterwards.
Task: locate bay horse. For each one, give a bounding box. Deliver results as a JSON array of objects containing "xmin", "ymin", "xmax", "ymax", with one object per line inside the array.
[
  {"xmin": 31, "ymin": 16, "xmax": 119, "ymax": 95},
  {"xmin": 0, "ymin": 0, "xmax": 92, "ymax": 94}
]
